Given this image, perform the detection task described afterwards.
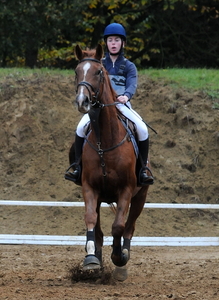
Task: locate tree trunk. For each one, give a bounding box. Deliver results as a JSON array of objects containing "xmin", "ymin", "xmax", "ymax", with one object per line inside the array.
[{"xmin": 25, "ymin": 47, "xmax": 38, "ymax": 68}]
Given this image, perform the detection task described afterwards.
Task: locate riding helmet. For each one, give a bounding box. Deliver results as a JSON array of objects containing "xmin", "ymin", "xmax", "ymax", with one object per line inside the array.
[{"xmin": 103, "ymin": 23, "xmax": 126, "ymax": 41}]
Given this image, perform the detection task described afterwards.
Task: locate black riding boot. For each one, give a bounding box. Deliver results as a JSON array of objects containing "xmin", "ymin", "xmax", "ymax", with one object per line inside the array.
[
  {"xmin": 138, "ymin": 138, "xmax": 154, "ymax": 185},
  {"xmin": 71, "ymin": 134, "xmax": 84, "ymax": 179},
  {"xmin": 65, "ymin": 134, "xmax": 84, "ymax": 182}
]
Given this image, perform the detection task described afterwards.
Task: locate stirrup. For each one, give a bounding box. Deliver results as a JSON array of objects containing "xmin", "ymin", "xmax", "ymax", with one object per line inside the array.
[
  {"xmin": 139, "ymin": 166, "xmax": 154, "ymax": 186},
  {"xmin": 64, "ymin": 163, "xmax": 81, "ymax": 185}
]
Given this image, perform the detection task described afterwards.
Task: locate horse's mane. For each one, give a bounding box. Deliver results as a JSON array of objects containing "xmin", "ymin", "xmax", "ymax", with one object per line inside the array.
[{"xmin": 103, "ymin": 69, "xmax": 117, "ymax": 101}]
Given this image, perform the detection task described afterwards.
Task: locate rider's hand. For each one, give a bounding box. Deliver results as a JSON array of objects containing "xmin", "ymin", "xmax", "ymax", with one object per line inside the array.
[{"xmin": 117, "ymin": 95, "xmax": 129, "ymax": 104}]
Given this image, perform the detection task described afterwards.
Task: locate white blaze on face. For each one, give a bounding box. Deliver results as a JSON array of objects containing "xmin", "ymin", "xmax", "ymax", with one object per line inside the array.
[
  {"xmin": 83, "ymin": 62, "xmax": 91, "ymax": 78},
  {"xmin": 78, "ymin": 62, "xmax": 91, "ymax": 98}
]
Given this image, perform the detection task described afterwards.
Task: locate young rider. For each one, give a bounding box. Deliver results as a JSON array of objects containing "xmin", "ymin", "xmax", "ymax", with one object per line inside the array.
[{"xmin": 67, "ymin": 23, "xmax": 154, "ymax": 185}]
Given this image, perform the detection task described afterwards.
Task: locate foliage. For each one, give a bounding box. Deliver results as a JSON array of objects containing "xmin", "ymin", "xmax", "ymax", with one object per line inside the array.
[
  {"xmin": 0, "ymin": 0, "xmax": 219, "ymax": 68},
  {"xmin": 82, "ymin": 0, "xmax": 219, "ymax": 68},
  {"xmin": 0, "ymin": 0, "xmax": 88, "ymax": 67}
]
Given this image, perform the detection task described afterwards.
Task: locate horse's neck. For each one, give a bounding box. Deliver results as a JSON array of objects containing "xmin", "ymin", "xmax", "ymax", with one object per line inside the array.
[
  {"xmin": 100, "ymin": 104, "xmax": 120, "ymax": 132},
  {"xmin": 94, "ymin": 88, "xmax": 123, "ymax": 147}
]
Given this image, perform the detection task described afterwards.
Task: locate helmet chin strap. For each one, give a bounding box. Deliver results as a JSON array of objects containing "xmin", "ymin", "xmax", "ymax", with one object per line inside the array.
[{"xmin": 109, "ymin": 51, "xmax": 120, "ymax": 56}]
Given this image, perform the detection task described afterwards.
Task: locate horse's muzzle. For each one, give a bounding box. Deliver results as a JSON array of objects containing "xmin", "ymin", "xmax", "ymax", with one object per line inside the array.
[{"xmin": 75, "ymin": 94, "xmax": 91, "ymax": 114}]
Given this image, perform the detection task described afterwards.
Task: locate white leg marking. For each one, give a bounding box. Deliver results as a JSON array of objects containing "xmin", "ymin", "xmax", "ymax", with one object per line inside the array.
[
  {"xmin": 87, "ymin": 240, "xmax": 95, "ymax": 255},
  {"xmin": 86, "ymin": 227, "xmax": 95, "ymax": 255}
]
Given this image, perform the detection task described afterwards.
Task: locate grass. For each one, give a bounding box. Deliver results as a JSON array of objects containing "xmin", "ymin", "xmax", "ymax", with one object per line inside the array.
[
  {"xmin": 1, "ymin": 67, "xmax": 219, "ymax": 108},
  {"xmin": 140, "ymin": 68, "xmax": 219, "ymax": 109},
  {"xmin": 139, "ymin": 68, "xmax": 219, "ymax": 90},
  {"xmin": 0, "ymin": 67, "xmax": 74, "ymax": 80}
]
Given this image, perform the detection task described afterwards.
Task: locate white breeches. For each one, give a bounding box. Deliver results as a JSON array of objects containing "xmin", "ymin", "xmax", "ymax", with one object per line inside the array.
[{"xmin": 76, "ymin": 102, "xmax": 148, "ymax": 141}]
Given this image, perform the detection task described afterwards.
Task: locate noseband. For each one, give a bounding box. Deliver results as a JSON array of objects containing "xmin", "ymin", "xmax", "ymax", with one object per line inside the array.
[{"xmin": 76, "ymin": 58, "xmax": 104, "ymax": 107}]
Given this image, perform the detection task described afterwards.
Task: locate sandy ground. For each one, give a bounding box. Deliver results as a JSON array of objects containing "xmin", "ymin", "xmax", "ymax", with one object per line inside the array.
[
  {"xmin": 0, "ymin": 71, "xmax": 219, "ymax": 299},
  {"xmin": 1, "ymin": 245, "xmax": 219, "ymax": 299}
]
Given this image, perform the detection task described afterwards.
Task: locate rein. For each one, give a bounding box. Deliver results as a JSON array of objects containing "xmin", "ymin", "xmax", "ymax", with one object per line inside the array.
[
  {"xmin": 85, "ymin": 131, "xmax": 129, "ymax": 155},
  {"xmin": 76, "ymin": 57, "xmax": 129, "ymax": 177}
]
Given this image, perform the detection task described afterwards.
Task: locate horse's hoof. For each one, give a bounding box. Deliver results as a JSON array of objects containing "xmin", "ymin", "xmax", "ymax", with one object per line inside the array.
[
  {"xmin": 111, "ymin": 248, "xmax": 130, "ymax": 267},
  {"xmin": 122, "ymin": 248, "xmax": 130, "ymax": 262},
  {"xmin": 83, "ymin": 255, "xmax": 101, "ymax": 270},
  {"xmin": 113, "ymin": 266, "xmax": 128, "ymax": 281}
]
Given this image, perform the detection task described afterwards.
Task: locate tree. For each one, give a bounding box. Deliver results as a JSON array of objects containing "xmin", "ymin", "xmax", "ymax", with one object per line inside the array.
[
  {"xmin": 81, "ymin": 0, "xmax": 219, "ymax": 68},
  {"xmin": 0, "ymin": 0, "xmax": 89, "ymax": 68},
  {"xmin": 0, "ymin": 0, "xmax": 219, "ymax": 68}
]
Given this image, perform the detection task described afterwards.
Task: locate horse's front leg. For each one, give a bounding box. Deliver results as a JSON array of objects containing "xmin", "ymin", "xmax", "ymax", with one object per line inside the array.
[
  {"xmin": 111, "ymin": 193, "xmax": 131, "ymax": 267},
  {"xmin": 83, "ymin": 190, "xmax": 102, "ymax": 270}
]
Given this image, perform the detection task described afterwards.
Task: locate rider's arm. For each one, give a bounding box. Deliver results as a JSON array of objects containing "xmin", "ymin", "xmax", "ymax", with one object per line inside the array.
[{"xmin": 124, "ymin": 61, "xmax": 138, "ymax": 101}]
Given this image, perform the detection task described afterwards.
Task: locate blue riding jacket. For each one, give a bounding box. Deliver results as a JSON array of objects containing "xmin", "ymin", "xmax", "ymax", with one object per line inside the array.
[
  {"xmin": 76, "ymin": 51, "xmax": 148, "ymax": 141},
  {"xmin": 102, "ymin": 52, "xmax": 138, "ymax": 101}
]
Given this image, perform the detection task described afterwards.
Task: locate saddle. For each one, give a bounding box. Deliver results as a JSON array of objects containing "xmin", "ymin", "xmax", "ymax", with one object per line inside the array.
[{"xmin": 116, "ymin": 110, "xmax": 139, "ymax": 156}]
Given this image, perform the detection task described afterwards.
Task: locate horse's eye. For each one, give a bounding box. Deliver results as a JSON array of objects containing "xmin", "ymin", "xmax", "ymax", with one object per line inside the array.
[{"xmin": 96, "ymin": 69, "xmax": 102, "ymax": 76}]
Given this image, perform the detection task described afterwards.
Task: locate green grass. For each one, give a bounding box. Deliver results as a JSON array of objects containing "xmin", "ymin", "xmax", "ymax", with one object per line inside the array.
[
  {"xmin": 1, "ymin": 67, "xmax": 219, "ymax": 108},
  {"xmin": 0, "ymin": 67, "xmax": 74, "ymax": 79},
  {"xmin": 140, "ymin": 68, "xmax": 219, "ymax": 109},
  {"xmin": 140, "ymin": 68, "xmax": 219, "ymax": 90}
]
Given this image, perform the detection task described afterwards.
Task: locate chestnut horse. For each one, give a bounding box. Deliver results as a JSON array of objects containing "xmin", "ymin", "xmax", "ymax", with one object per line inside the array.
[{"xmin": 72, "ymin": 44, "xmax": 150, "ymax": 280}]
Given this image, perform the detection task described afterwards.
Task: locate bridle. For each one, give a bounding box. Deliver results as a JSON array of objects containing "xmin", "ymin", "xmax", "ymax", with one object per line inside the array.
[
  {"xmin": 76, "ymin": 58, "xmax": 121, "ymax": 109},
  {"xmin": 76, "ymin": 58, "xmax": 104, "ymax": 108},
  {"xmin": 75, "ymin": 57, "xmax": 129, "ymax": 180}
]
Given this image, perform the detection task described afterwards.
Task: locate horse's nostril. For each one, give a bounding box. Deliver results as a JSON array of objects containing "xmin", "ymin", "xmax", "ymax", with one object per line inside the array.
[
  {"xmin": 84, "ymin": 96, "xmax": 89, "ymax": 107},
  {"xmin": 76, "ymin": 94, "xmax": 89, "ymax": 105},
  {"xmin": 76, "ymin": 94, "xmax": 90, "ymax": 113}
]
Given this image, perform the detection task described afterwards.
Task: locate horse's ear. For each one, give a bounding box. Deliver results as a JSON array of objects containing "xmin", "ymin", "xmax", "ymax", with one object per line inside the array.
[
  {"xmin": 95, "ymin": 44, "xmax": 103, "ymax": 61},
  {"xmin": 75, "ymin": 45, "xmax": 83, "ymax": 61}
]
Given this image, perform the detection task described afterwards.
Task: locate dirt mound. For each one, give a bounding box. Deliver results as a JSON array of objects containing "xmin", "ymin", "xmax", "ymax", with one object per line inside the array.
[
  {"xmin": 0, "ymin": 72, "xmax": 219, "ymax": 238},
  {"xmin": 1, "ymin": 73, "xmax": 218, "ymax": 201},
  {"xmin": 1, "ymin": 72, "xmax": 219, "ymax": 299}
]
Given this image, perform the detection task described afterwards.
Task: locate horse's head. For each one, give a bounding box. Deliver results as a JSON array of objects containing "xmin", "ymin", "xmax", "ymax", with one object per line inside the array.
[{"xmin": 74, "ymin": 44, "xmax": 104, "ymax": 113}]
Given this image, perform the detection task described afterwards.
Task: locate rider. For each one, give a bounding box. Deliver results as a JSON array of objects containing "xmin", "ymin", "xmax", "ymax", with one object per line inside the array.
[{"xmin": 67, "ymin": 23, "xmax": 154, "ymax": 185}]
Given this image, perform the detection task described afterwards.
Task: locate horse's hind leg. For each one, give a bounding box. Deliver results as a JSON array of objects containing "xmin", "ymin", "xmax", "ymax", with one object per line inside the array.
[
  {"xmin": 94, "ymin": 206, "xmax": 103, "ymax": 265},
  {"xmin": 111, "ymin": 192, "xmax": 131, "ymax": 268},
  {"xmin": 123, "ymin": 186, "xmax": 149, "ymax": 246},
  {"xmin": 112, "ymin": 188, "xmax": 148, "ymax": 280},
  {"xmin": 110, "ymin": 194, "xmax": 131, "ymax": 281}
]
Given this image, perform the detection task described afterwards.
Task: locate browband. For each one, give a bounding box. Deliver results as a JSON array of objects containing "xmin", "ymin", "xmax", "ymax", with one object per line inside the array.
[{"xmin": 79, "ymin": 58, "xmax": 101, "ymax": 64}]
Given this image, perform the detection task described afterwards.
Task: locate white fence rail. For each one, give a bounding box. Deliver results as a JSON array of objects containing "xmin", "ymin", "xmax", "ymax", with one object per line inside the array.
[
  {"xmin": 1, "ymin": 200, "xmax": 219, "ymax": 209},
  {"xmin": 1, "ymin": 200, "xmax": 219, "ymax": 246}
]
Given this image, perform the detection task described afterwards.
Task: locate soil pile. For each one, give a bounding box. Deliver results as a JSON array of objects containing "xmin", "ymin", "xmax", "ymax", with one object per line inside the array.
[
  {"xmin": 1, "ymin": 72, "xmax": 219, "ymax": 299},
  {"xmin": 0, "ymin": 72, "xmax": 219, "ymax": 237}
]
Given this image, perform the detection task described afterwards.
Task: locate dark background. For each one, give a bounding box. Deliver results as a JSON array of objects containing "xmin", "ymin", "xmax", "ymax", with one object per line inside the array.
[{"xmin": 0, "ymin": 0, "xmax": 219, "ymax": 69}]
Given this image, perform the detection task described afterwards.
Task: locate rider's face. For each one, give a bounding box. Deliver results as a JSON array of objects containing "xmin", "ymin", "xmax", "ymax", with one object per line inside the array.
[{"xmin": 107, "ymin": 36, "xmax": 123, "ymax": 54}]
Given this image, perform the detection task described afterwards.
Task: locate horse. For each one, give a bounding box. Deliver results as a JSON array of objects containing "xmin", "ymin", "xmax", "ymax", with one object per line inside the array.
[{"xmin": 70, "ymin": 44, "xmax": 151, "ymax": 281}]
